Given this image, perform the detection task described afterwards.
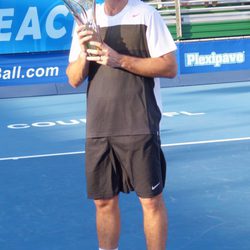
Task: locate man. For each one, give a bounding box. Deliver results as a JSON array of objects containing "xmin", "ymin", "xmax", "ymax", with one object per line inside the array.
[{"xmin": 66, "ymin": 0, "xmax": 177, "ymax": 249}]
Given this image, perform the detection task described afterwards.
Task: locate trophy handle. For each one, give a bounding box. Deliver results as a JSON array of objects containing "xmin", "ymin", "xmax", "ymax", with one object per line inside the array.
[{"xmin": 91, "ymin": 0, "xmax": 102, "ymax": 44}]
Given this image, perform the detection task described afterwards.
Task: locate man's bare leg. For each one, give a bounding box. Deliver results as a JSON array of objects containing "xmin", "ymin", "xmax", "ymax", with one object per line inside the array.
[
  {"xmin": 139, "ymin": 193, "xmax": 168, "ymax": 250},
  {"xmin": 94, "ymin": 195, "xmax": 120, "ymax": 250}
]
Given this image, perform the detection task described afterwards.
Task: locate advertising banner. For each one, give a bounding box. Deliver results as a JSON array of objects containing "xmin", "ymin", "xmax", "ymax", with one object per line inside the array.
[
  {"xmin": 0, "ymin": 0, "xmax": 74, "ymax": 54},
  {"xmin": 0, "ymin": 51, "xmax": 69, "ymax": 86},
  {"xmin": 179, "ymin": 38, "xmax": 250, "ymax": 74},
  {"xmin": 1, "ymin": 0, "xmax": 250, "ymax": 95}
]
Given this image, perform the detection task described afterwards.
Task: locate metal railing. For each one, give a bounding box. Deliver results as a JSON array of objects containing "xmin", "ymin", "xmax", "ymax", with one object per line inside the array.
[{"xmin": 147, "ymin": 0, "xmax": 250, "ymax": 40}]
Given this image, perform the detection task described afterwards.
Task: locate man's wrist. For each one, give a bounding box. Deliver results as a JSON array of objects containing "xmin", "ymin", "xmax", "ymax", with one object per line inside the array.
[
  {"xmin": 119, "ymin": 54, "xmax": 128, "ymax": 69},
  {"xmin": 79, "ymin": 51, "xmax": 87, "ymax": 60}
]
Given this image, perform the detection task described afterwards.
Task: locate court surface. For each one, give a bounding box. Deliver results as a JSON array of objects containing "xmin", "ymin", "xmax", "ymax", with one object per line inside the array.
[{"xmin": 1, "ymin": 80, "xmax": 250, "ymax": 250}]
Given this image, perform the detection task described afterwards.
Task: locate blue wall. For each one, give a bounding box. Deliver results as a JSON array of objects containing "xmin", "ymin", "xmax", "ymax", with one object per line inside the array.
[
  {"xmin": 0, "ymin": 1, "xmax": 250, "ymax": 97},
  {"xmin": 179, "ymin": 39, "xmax": 250, "ymax": 74},
  {"xmin": 0, "ymin": 0, "xmax": 73, "ymax": 54}
]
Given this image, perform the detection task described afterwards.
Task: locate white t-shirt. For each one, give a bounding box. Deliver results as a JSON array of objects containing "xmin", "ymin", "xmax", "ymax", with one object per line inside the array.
[{"xmin": 68, "ymin": 0, "xmax": 177, "ymax": 137}]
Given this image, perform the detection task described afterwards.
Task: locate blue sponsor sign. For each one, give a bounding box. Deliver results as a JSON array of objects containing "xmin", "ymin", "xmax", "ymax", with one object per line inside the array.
[
  {"xmin": 179, "ymin": 38, "xmax": 250, "ymax": 74},
  {"xmin": 0, "ymin": 51, "xmax": 69, "ymax": 86},
  {"xmin": 0, "ymin": 0, "xmax": 74, "ymax": 54}
]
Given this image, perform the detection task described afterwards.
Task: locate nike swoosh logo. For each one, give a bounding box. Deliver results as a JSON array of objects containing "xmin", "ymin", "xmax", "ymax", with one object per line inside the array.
[
  {"xmin": 132, "ymin": 13, "xmax": 140, "ymax": 18},
  {"xmin": 152, "ymin": 182, "xmax": 160, "ymax": 190}
]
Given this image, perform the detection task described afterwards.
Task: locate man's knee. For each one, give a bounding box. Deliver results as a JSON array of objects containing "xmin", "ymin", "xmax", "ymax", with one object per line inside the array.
[
  {"xmin": 94, "ymin": 196, "xmax": 119, "ymax": 211},
  {"xmin": 139, "ymin": 193, "xmax": 165, "ymax": 212}
]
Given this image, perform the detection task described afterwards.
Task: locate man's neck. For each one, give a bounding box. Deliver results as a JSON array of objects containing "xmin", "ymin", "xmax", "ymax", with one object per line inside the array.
[{"xmin": 104, "ymin": 0, "xmax": 128, "ymax": 16}]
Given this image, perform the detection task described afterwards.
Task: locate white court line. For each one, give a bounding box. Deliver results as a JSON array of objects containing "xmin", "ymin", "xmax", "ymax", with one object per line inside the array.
[
  {"xmin": 161, "ymin": 136, "xmax": 250, "ymax": 147},
  {"xmin": 1, "ymin": 136, "xmax": 250, "ymax": 161},
  {"xmin": 0, "ymin": 151, "xmax": 85, "ymax": 161}
]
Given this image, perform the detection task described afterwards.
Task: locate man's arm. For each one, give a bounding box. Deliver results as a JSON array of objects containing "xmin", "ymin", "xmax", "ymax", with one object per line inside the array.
[
  {"xmin": 86, "ymin": 41, "xmax": 177, "ymax": 79},
  {"xmin": 119, "ymin": 52, "xmax": 177, "ymax": 78},
  {"xmin": 66, "ymin": 26, "xmax": 94, "ymax": 88},
  {"xmin": 66, "ymin": 52, "xmax": 89, "ymax": 88}
]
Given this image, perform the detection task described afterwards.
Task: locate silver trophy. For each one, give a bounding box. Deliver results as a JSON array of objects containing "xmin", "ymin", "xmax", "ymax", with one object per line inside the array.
[{"xmin": 63, "ymin": 0, "xmax": 102, "ymax": 47}]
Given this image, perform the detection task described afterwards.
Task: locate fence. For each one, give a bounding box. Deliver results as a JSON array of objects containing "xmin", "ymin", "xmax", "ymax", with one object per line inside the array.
[{"xmin": 147, "ymin": 0, "xmax": 250, "ymax": 40}]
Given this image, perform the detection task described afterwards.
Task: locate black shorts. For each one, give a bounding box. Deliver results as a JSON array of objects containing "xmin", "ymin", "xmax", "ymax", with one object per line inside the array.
[{"xmin": 85, "ymin": 134, "xmax": 166, "ymax": 199}]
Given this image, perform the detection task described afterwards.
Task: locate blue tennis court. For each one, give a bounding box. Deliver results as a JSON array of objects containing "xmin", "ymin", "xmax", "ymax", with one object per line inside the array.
[{"xmin": 1, "ymin": 80, "xmax": 250, "ymax": 250}]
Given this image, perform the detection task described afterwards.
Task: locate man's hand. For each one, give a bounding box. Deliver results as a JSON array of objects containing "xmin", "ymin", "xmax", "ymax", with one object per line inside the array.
[
  {"xmin": 86, "ymin": 41, "xmax": 122, "ymax": 68},
  {"xmin": 76, "ymin": 25, "xmax": 95, "ymax": 54},
  {"xmin": 66, "ymin": 25, "xmax": 95, "ymax": 88}
]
